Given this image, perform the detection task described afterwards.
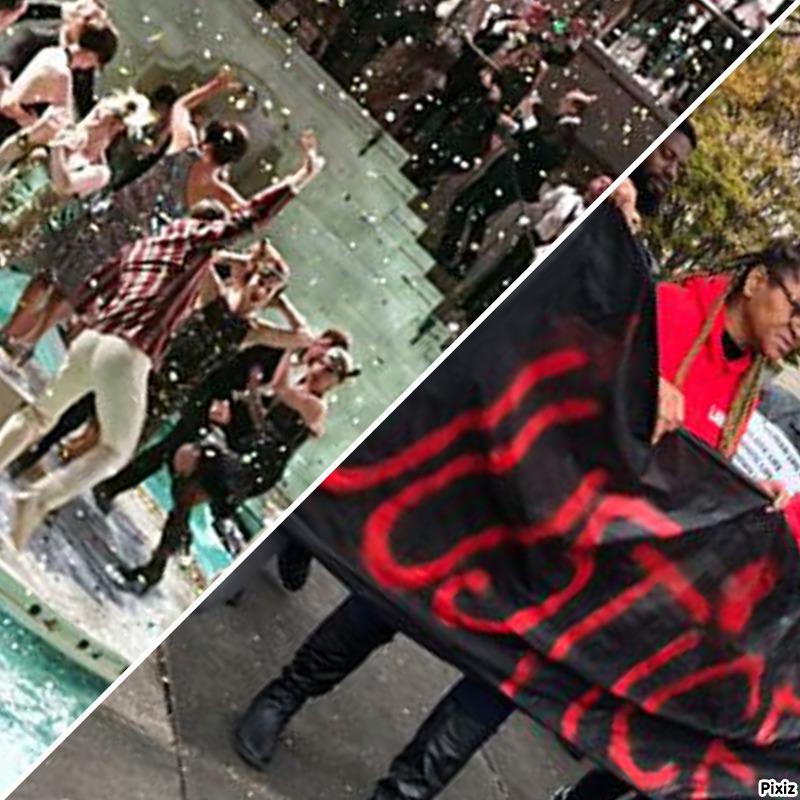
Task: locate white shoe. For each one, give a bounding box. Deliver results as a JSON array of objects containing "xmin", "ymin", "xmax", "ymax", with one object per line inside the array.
[{"xmin": 8, "ymin": 491, "xmax": 46, "ymax": 550}]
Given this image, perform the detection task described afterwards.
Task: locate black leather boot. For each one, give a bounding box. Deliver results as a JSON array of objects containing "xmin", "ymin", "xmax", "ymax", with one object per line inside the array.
[
  {"xmin": 277, "ymin": 540, "xmax": 313, "ymax": 592},
  {"xmin": 367, "ymin": 683, "xmax": 510, "ymax": 800},
  {"xmin": 235, "ymin": 595, "xmax": 396, "ymax": 771}
]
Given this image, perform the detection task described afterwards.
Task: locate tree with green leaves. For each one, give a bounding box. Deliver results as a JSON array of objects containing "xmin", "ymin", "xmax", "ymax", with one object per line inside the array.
[{"xmin": 646, "ymin": 24, "xmax": 800, "ymax": 277}]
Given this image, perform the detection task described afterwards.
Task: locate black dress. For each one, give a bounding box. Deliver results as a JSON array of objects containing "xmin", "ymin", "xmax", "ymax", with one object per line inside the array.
[
  {"xmin": 410, "ymin": 63, "xmax": 540, "ymax": 188},
  {"xmin": 145, "ymin": 294, "xmax": 252, "ymax": 437},
  {"xmin": 194, "ymin": 398, "xmax": 311, "ymax": 517}
]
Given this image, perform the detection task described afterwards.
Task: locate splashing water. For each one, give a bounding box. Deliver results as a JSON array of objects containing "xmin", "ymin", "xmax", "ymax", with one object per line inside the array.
[{"xmin": 0, "ymin": 613, "xmax": 108, "ymax": 791}]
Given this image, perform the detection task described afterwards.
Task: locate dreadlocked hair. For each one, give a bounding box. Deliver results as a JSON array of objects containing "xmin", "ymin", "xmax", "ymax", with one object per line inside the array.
[{"xmin": 671, "ymin": 239, "xmax": 800, "ymax": 458}]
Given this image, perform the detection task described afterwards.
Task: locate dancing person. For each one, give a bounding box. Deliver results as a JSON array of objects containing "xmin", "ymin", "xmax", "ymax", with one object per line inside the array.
[
  {"xmin": 0, "ymin": 131, "xmax": 324, "ymax": 549},
  {"xmin": 434, "ymin": 87, "xmax": 597, "ymax": 274},
  {"xmin": 0, "ymin": 0, "xmax": 111, "ymax": 139},
  {"xmin": 0, "ymin": 7, "xmax": 117, "ymax": 144},
  {"xmin": 1, "ymin": 67, "xmax": 244, "ymax": 361},
  {"xmin": 523, "ymin": 174, "xmax": 617, "ymax": 263},
  {"xmin": 89, "ymin": 328, "xmax": 352, "ymax": 516},
  {"xmin": 0, "ymin": 89, "xmax": 153, "ymax": 252},
  {"xmin": 24, "ymin": 239, "xmax": 295, "ymax": 469},
  {"xmin": 401, "ymin": 2, "xmax": 538, "ymax": 148},
  {"xmin": 408, "ymin": 41, "xmax": 548, "ymax": 192},
  {"xmin": 116, "ymin": 344, "xmax": 358, "ymax": 593},
  {"xmin": 5, "ymin": 261, "xmax": 340, "ymax": 487},
  {"xmin": 104, "ymin": 82, "xmax": 180, "ymax": 190}
]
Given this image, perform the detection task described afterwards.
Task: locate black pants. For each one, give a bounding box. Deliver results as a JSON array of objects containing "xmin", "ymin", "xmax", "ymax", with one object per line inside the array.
[
  {"xmin": 461, "ymin": 235, "xmax": 536, "ymax": 322},
  {"xmin": 11, "ymin": 393, "xmax": 96, "ymax": 475},
  {"xmin": 96, "ymin": 398, "xmax": 209, "ymax": 502},
  {"xmin": 299, "ymin": 593, "xmax": 515, "ymax": 730},
  {"xmin": 437, "ymin": 155, "xmax": 520, "ymax": 267},
  {"xmin": 573, "ymin": 769, "xmax": 649, "ymax": 800}
]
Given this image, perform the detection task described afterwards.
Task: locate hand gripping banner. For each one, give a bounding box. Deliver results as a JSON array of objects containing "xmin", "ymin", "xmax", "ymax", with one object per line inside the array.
[{"xmin": 283, "ymin": 204, "xmax": 800, "ymax": 799}]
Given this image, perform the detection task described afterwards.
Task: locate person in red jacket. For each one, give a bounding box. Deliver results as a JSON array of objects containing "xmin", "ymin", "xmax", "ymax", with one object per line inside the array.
[
  {"xmin": 551, "ymin": 238, "xmax": 800, "ymax": 800},
  {"xmin": 653, "ymin": 241, "xmax": 800, "ymax": 517}
]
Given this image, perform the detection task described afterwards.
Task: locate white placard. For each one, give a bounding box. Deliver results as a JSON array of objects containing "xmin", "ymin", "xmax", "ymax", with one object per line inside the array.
[{"xmin": 733, "ymin": 410, "xmax": 800, "ymax": 494}]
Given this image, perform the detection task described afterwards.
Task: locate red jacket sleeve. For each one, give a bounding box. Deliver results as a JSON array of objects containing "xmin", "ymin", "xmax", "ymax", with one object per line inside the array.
[
  {"xmin": 784, "ymin": 494, "xmax": 800, "ymax": 553},
  {"xmin": 656, "ymin": 281, "xmax": 702, "ymax": 384}
]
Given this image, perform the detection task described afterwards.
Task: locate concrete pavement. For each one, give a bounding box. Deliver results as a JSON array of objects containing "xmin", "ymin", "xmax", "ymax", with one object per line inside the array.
[{"xmin": 10, "ymin": 562, "xmax": 585, "ymax": 800}]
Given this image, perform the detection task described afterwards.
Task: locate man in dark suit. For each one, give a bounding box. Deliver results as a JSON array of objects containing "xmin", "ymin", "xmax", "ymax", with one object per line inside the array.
[{"xmin": 435, "ymin": 88, "xmax": 597, "ymax": 275}]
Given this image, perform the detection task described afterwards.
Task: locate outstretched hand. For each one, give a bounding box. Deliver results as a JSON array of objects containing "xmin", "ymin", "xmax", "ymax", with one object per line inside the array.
[
  {"xmin": 652, "ymin": 377, "xmax": 685, "ymax": 446},
  {"xmin": 607, "ymin": 177, "xmax": 641, "ymax": 233},
  {"xmin": 299, "ymin": 130, "xmax": 326, "ymax": 177},
  {"xmin": 761, "ymin": 480, "xmax": 793, "ymax": 513}
]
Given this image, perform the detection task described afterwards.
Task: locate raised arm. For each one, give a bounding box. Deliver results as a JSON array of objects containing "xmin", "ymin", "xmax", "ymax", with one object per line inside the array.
[
  {"xmin": 242, "ymin": 319, "xmax": 314, "ymax": 352},
  {"xmin": 273, "ymin": 294, "xmax": 309, "ymax": 332},
  {"xmin": 272, "ymin": 364, "xmax": 327, "ymax": 437},
  {"xmin": 181, "ymin": 66, "xmax": 239, "ymax": 111},
  {"xmin": 167, "ymin": 67, "xmax": 240, "ymax": 155},
  {"xmin": 284, "ymin": 130, "xmax": 326, "ymax": 196},
  {"xmin": 1, "ymin": 51, "xmax": 71, "ymax": 126},
  {"xmin": 192, "ymin": 131, "xmax": 325, "ymax": 247}
]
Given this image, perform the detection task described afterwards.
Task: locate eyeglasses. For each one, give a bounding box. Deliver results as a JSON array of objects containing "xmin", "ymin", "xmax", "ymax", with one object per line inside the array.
[{"xmin": 770, "ymin": 272, "xmax": 800, "ymax": 320}]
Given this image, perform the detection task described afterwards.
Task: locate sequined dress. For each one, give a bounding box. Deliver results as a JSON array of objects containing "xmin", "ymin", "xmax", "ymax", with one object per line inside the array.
[
  {"xmin": 20, "ymin": 147, "xmax": 200, "ymax": 297},
  {"xmin": 0, "ymin": 150, "xmax": 63, "ymax": 265}
]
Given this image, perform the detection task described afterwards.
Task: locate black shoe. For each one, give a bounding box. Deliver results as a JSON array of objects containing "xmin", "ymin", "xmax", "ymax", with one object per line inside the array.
[
  {"xmin": 234, "ymin": 679, "xmax": 306, "ymax": 771},
  {"xmin": 277, "ymin": 542, "xmax": 312, "ymax": 593},
  {"xmin": 367, "ymin": 688, "xmax": 503, "ymax": 800},
  {"xmin": 116, "ymin": 566, "xmax": 157, "ymax": 596},
  {"xmin": 235, "ymin": 597, "xmax": 396, "ymax": 771},
  {"xmin": 92, "ymin": 485, "xmax": 114, "ymax": 515},
  {"xmin": 8, "ymin": 452, "xmax": 37, "ymax": 480}
]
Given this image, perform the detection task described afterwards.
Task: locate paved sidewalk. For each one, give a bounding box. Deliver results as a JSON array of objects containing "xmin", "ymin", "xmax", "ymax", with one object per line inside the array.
[{"xmin": 11, "ymin": 564, "xmax": 585, "ymax": 800}]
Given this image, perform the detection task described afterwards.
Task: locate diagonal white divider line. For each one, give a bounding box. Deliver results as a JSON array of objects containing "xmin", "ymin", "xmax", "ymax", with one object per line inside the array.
[{"xmin": 5, "ymin": 4, "xmax": 800, "ymax": 795}]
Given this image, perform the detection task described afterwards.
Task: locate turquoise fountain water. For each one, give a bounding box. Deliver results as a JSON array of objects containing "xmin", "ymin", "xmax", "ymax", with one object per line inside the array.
[{"xmin": 0, "ymin": 272, "xmax": 233, "ymax": 791}]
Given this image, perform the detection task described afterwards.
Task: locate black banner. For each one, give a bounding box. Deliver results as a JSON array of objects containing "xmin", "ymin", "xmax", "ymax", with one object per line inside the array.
[{"xmin": 285, "ymin": 204, "xmax": 800, "ymax": 799}]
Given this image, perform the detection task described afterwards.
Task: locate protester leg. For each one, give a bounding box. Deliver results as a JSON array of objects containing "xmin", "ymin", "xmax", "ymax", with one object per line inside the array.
[
  {"xmin": 553, "ymin": 768, "xmax": 644, "ymax": 800},
  {"xmin": 277, "ymin": 535, "xmax": 314, "ymax": 592},
  {"xmin": 235, "ymin": 594, "xmax": 397, "ymax": 769},
  {"xmin": 367, "ymin": 677, "xmax": 515, "ymax": 800}
]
